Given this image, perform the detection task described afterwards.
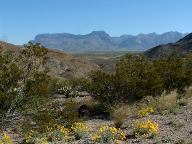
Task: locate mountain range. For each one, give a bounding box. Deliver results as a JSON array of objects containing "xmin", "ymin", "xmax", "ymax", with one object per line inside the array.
[
  {"xmin": 1, "ymin": 32, "xmax": 192, "ymax": 78},
  {"xmin": 33, "ymin": 31, "xmax": 186, "ymax": 52},
  {"xmin": 145, "ymin": 33, "xmax": 192, "ymax": 58}
]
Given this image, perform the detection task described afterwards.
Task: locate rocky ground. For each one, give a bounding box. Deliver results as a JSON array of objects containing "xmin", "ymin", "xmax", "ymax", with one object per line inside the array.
[
  {"xmin": 81, "ymin": 97, "xmax": 192, "ymax": 144},
  {"xmin": 59, "ymin": 95, "xmax": 192, "ymax": 144},
  {"xmin": 2, "ymin": 97, "xmax": 192, "ymax": 144}
]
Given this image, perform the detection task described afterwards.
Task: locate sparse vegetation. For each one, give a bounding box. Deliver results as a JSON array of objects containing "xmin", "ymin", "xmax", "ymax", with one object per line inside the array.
[
  {"xmin": 88, "ymin": 53, "xmax": 192, "ymax": 107},
  {"xmin": 1, "ymin": 42, "xmax": 192, "ymax": 143},
  {"xmin": 149, "ymin": 92, "xmax": 178, "ymax": 114}
]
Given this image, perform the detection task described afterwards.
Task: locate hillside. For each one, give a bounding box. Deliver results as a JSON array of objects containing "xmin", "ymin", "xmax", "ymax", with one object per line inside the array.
[
  {"xmin": 46, "ymin": 49, "xmax": 99, "ymax": 79},
  {"xmin": 0, "ymin": 41, "xmax": 20, "ymax": 53},
  {"xmin": 0, "ymin": 41, "xmax": 99, "ymax": 79},
  {"xmin": 32, "ymin": 31, "xmax": 185, "ymax": 52},
  {"xmin": 145, "ymin": 33, "xmax": 192, "ymax": 58}
]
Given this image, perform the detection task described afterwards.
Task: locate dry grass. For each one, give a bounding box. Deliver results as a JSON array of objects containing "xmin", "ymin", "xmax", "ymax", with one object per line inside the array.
[
  {"xmin": 184, "ymin": 87, "xmax": 192, "ymax": 99},
  {"xmin": 110, "ymin": 104, "xmax": 130, "ymax": 128},
  {"xmin": 149, "ymin": 91, "xmax": 178, "ymax": 114}
]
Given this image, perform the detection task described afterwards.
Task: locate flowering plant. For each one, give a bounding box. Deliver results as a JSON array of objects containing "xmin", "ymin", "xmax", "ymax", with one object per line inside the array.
[
  {"xmin": 91, "ymin": 125, "xmax": 126, "ymax": 143},
  {"xmin": 137, "ymin": 107, "xmax": 154, "ymax": 117},
  {"xmin": 71, "ymin": 122, "xmax": 90, "ymax": 140},
  {"xmin": 134, "ymin": 119, "xmax": 159, "ymax": 138},
  {"xmin": 0, "ymin": 133, "xmax": 13, "ymax": 144},
  {"xmin": 57, "ymin": 86, "xmax": 79, "ymax": 98}
]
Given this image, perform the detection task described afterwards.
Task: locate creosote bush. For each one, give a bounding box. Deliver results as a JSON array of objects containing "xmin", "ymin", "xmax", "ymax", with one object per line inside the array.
[
  {"xmin": 88, "ymin": 53, "xmax": 192, "ymax": 106},
  {"xmin": 25, "ymin": 99, "xmax": 80, "ymax": 132},
  {"xmin": 0, "ymin": 42, "xmax": 51, "ymax": 130}
]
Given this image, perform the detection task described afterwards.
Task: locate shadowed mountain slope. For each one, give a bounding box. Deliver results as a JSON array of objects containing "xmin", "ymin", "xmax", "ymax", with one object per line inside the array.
[{"xmin": 144, "ymin": 33, "xmax": 192, "ymax": 58}]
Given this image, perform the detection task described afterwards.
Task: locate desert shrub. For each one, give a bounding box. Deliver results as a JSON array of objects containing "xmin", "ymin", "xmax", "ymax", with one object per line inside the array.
[
  {"xmin": 178, "ymin": 98, "xmax": 188, "ymax": 107},
  {"xmin": 184, "ymin": 87, "xmax": 192, "ymax": 98},
  {"xmin": 134, "ymin": 119, "xmax": 159, "ymax": 138},
  {"xmin": 110, "ymin": 105, "xmax": 130, "ymax": 128},
  {"xmin": 53, "ymin": 79, "xmax": 79, "ymax": 98},
  {"xmin": 175, "ymin": 139, "xmax": 187, "ymax": 144},
  {"xmin": 154, "ymin": 54, "xmax": 192, "ymax": 94},
  {"xmin": 0, "ymin": 42, "xmax": 51, "ymax": 130},
  {"xmin": 149, "ymin": 92, "xmax": 178, "ymax": 114},
  {"xmin": 21, "ymin": 99, "xmax": 80, "ymax": 134},
  {"xmin": 23, "ymin": 99, "xmax": 80, "ymax": 142},
  {"xmin": 89, "ymin": 102, "xmax": 110, "ymax": 118},
  {"xmin": 88, "ymin": 54, "xmax": 164, "ymax": 105},
  {"xmin": 59, "ymin": 100, "xmax": 80, "ymax": 127},
  {"xmin": 88, "ymin": 53, "xmax": 192, "ymax": 107},
  {"xmin": 57, "ymin": 86, "xmax": 79, "ymax": 98},
  {"xmin": 71, "ymin": 77, "xmax": 93, "ymax": 92},
  {"xmin": 47, "ymin": 77, "xmax": 62, "ymax": 95},
  {"xmin": 115, "ymin": 54, "xmax": 163, "ymax": 101},
  {"xmin": 88, "ymin": 70, "xmax": 118, "ymax": 106}
]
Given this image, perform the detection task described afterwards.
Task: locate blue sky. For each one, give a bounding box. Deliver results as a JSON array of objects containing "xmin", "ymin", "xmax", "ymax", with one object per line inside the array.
[{"xmin": 0, "ymin": 0, "xmax": 191, "ymax": 44}]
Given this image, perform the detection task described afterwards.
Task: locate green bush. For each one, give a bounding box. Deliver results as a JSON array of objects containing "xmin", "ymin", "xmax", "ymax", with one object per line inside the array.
[
  {"xmin": 88, "ymin": 70, "xmax": 118, "ymax": 106},
  {"xmin": 116, "ymin": 54, "xmax": 163, "ymax": 101},
  {"xmin": 21, "ymin": 99, "xmax": 80, "ymax": 134},
  {"xmin": 89, "ymin": 102, "xmax": 110, "ymax": 118},
  {"xmin": 88, "ymin": 53, "xmax": 192, "ymax": 106},
  {"xmin": 0, "ymin": 42, "xmax": 51, "ymax": 130},
  {"xmin": 153, "ymin": 54, "xmax": 191, "ymax": 94}
]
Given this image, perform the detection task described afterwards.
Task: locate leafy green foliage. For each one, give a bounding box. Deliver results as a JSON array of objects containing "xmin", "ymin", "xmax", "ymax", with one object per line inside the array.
[
  {"xmin": 153, "ymin": 54, "xmax": 191, "ymax": 94},
  {"xmin": 0, "ymin": 53, "xmax": 22, "ymax": 118},
  {"xmin": 88, "ymin": 53, "xmax": 192, "ymax": 106},
  {"xmin": 116, "ymin": 54, "xmax": 163, "ymax": 100},
  {"xmin": 89, "ymin": 70, "xmax": 117, "ymax": 106},
  {"xmin": 0, "ymin": 42, "xmax": 51, "ymax": 129}
]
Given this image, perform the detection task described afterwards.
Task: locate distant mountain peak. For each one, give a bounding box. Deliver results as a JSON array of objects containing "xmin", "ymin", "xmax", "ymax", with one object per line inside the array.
[
  {"xmin": 137, "ymin": 32, "xmax": 157, "ymax": 36},
  {"xmin": 89, "ymin": 30, "xmax": 107, "ymax": 34},
  {"xmin": 88, "ymin": 31, "xmax": 110, "ymax": 37}
]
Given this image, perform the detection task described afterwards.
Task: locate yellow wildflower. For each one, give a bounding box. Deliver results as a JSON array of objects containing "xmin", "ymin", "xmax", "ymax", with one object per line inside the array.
[{"xmin": 0, "ymin": 133, "xmax": 13, "ymax": 144}]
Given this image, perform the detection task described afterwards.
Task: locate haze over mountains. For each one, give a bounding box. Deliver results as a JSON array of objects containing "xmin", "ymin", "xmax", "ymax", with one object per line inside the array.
[{"xmin": 33, "ymin": 31, "xmax": 186, "ymax": 52}]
